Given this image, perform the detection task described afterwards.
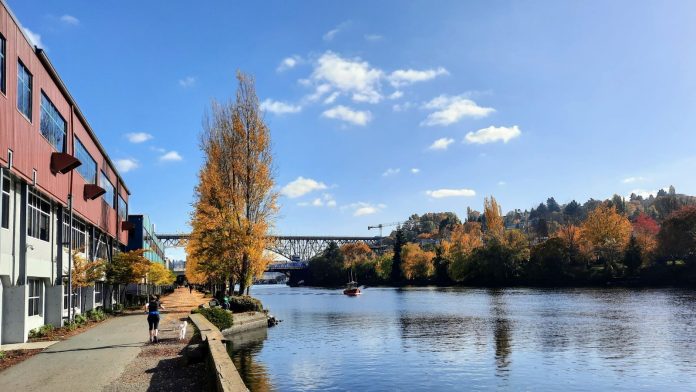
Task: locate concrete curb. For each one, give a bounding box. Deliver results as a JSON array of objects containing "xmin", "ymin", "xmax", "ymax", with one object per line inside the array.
[{"xmin": 189, "ymin": 313, "xmax": 248, "ymax": 392}]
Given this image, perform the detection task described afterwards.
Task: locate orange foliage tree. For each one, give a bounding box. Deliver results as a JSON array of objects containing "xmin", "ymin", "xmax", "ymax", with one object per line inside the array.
[
  {"xmin": 580, "ymin": 205, "xmax": 632, "ymax": 263},
  {"xmin": 340, "ymin": 242, "xmax": 375, "ymax": 269},
  {"xmin": 401, "ymin": 243, "xmax": 435, "ymax": 281},
  {"xmin": 484, "ymin": 196, "xmax": 504, "ymax": 241}
]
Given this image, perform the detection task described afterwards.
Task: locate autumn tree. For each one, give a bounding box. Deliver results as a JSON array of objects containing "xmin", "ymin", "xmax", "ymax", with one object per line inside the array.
[
  {"xmin": 71, "ymin": 251, "xmax": 106, "ymax": 313},
  {"xmin": 341, "ymin": 242, "xmax": 374, "ymax": 269},
  {"xmin": 484, "ymin": 196, "xmax": 504, "ymax": 241},
  {"xmin": 188, "ymin": 71, "xmax": 278, "ymax": 295},
  {"xmin": 632, "ymin": 213, "xmax": 659, "ymax": 265},
  {"xmin": 580, "ymin": 205, "xmax": 632, "ymax": 274},
  {"xmin": 658, "ymin": 206, "xmax": 696, "ymax": 263},
  {"xmin": 446, "ymin": 222, "xmax": 483, "ymax": 282},
  {"xmin": 148, "ymin": 262, "xmax": 176, "ymax": 286},
  {"xmin": 400, "ymin": 243, "xmax": 435, "ymax": 281}
]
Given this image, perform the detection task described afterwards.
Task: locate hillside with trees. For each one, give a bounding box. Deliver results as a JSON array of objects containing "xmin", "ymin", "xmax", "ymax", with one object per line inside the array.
[{"xmin": 306, "ymin": 186, "xmax": 696, "ymax": 287}]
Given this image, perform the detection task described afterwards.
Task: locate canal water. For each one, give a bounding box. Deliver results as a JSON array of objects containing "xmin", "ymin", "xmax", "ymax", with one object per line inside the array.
[{"xmin": 226, "ymin": 285, "xmax": 696, "ymax": 391}]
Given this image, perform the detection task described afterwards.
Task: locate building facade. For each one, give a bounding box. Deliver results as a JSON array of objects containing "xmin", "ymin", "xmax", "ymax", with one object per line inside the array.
[
  {"xmin": 0, "ymin": 0, "xmax": 131, "ymax": 343},
  {"xmin": 127, "ymin": 215, "xmax": 165, "ymax": 265}
]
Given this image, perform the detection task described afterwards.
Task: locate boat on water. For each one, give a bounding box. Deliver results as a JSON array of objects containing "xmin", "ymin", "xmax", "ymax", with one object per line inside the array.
[{"xmin": 343, "ymin": 281, "xmax": 361, "ymax": 296}]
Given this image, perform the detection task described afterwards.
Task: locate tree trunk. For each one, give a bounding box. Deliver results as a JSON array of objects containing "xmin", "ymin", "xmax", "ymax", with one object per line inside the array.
[{"xmin": 238, "ymin": 253, "xmax": 249, "ymax": 295}]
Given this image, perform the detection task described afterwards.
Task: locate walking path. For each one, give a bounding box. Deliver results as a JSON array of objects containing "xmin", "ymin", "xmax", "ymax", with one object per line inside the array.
[{"xmin": 0, "ymin": 287, "xmax": 209, "ymax": 392}]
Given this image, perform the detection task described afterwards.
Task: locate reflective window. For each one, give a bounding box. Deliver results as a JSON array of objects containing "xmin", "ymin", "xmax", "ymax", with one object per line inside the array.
[
  {"xmin": 1, "ymin": 175, "xmax": 9, "ymax": 229},
  {"xmin": 118, "ymin": 195, "xmax": 127, "ymax": 221},
  {"xmin": 27, "ymin": 191, "xmax": 50, "ymax": 241},
  {"xmin": 17, "ymin": 61, "xmax": 32, "ymax": 120},
  {"xmin": 28, "ymin": 279, "xmax": 42, "ymax": 316},
  {"xmin": 40, "ymin": 92, "xmax": 66, "ymax": 152},
  {"xmin": 0, "ymin": 35, "xmax": 6, "ymax": 94},
  {"xmin": 100, "ymin": 171, "xmax": 114, "ymax": 208},
  {"xmin": 74, "ymin": 138, "xmax": 97, "ymax": 184}
]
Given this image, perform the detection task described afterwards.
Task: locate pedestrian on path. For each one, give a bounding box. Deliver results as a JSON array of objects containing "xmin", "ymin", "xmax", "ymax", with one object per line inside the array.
[
  {"xmin": 144, "ymin": 295, "xmax": 165, "ymax": 343},
  {"xmin": 189, "ymin": 285, "xmax": 192, "ymax": 294}
]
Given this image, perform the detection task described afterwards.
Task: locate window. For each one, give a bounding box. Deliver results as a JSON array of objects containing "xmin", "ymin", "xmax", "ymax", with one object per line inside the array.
[
  {"xmin": 74, "ymin": 138, "xmax": 97, "ymax": 183},
  {"xmin": 62, "ymin": 213, "xmax": 88, "ymax": 253},
  {"xmin": 118, "ymin": 195, "xmax": 127, "ymax": 221},
  {"xmin": 0, "ymin": 34, "xmax": 6, "ymax": 94},
  {"xmin": 40, "ymin": 92, "xmax": 66, "ymax": 152},
  {"xmin": 1, "ymin": 175, "xmax": 9, "ymax": 229},
  {"xmin": 94, "ymin": 232, "xmax": 108, "ymax": 260},
  {"xmin": 17, "ymin": 61, "xmax": 32, "ymax": 120},
  {"xmin": 28, "ymin": 191, "xmax": 50, "ymax": 241},
  {"xmin": 28, "ymin": 279, "xmax": 42, "ymax": 316},
  {"xmin": 94, "ymin": 282, "xmax": 103, "ymax": 305},
  {"xmin": 100, "ymin": 171, "xmax": 114, "ymax": 208}
]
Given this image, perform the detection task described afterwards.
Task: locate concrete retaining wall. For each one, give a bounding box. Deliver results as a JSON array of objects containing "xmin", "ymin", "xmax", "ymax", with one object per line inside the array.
[
  {"xmin": 222, "ymin": 312, "xmax": 267, "ymax": 335},
  {"xmin": 189, "ymin": 313, "xmax": 248, "ymax": 392}
]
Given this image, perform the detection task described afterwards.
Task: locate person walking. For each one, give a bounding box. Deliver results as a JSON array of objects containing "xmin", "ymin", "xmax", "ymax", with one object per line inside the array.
[
  {"xmin": 189, "ymin": 285, "xmax": 192, "ymax": 294},
  {"xmin": 144, "ymin": 295, "xmax": 164, "ymax": 343}
]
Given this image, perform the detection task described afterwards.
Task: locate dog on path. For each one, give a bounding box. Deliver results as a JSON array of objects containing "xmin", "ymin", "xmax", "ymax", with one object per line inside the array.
[{"xmin": 178, "ymin": 320, "xmax": 188, "ymax": 340}]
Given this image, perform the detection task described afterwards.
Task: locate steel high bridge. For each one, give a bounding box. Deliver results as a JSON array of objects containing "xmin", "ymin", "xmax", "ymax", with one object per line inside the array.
[{"xmin": 157, "ymin": 233, "xmax": 383, "ymax": 272}]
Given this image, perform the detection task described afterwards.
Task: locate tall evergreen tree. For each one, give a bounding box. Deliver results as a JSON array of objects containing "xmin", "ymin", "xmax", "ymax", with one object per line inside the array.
[{"xmin": 391, "ymin": 229, "xmax": 405, "ymax": 283}]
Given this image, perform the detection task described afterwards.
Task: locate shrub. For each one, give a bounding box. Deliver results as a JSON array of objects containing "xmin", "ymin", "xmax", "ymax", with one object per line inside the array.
[
  {"xmin": 0, "ymin": 350, "xmax": 5, "ymax": 360},
  {"xmin": 64, "ymin": 321, "xmax": 78, "ymax": 331},
  {"xmin": 198, "ymin": 307, "xmax": 233, "ymax": 331},
  {"xmin": 28, "ymin": 324, "xmax": 54, "ymax": 339},
  {"xmin": 228, "ymin": 296, "xmax": 263, "ymax": 312},
  {"xmin": 86, "ymin": 309, "xmax": 106, "ymax": 322},
  {"xmin": 74, "ymin": 314, "xmax": 88, "ymax": 325}
]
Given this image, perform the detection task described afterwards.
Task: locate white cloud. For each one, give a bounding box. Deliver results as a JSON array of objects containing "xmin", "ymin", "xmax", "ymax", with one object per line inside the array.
[
  {"xmin": 23, "ymin": 27, "xmax": 45, "ymax": 49},
  {"xmin": 388, "ymin": 67, "xmax": 448, "ymax": 87},
  {"xmin": 309, "ymin": 52, "xmax": 384, "ymax": 104},
  {"xmin": 428, "ymin": 137, "xmax": 454, "ymax": 150},
  {"xmin": 464, "ymin": 125, "xmax": 521, "ymax": 144},
  {"xmin": 382, "ymin": 168, "xmax": 400, "ymax": 177},
  {"xmin": 115, "ymin": 159, "xmax": 138, "ymax": 173},
  {"xmin": 125, "ymin": 132, "xmax": 153, "ymax": 143},
  {"xmin": 159, "ymin": 151, "xmax": 183, "ymax": 162},
  {"xmin": 388, "ymin": 91, "xmax": 403, "ymax": 100},
  {"xmin": 323, "ymin": 21, "xmax": 350, "ymax": 41},
  {"xmin": 322, "ymin": 105, "xmax": 372, "ymax": 126},
  {"xmin": 60, "ymin": 15, "xmax": 80, "ymax": 26},
  {"xmin": 302, "ymin": 193, "xmax": 337, "ymax": 208},
  {"xmin": 627, "ymin": 187, "xmax": 669, "ymax": 199},
  {"xmin": 364, "ymin": 34, "xmax": 384, "ymax": 42},
  {"xmin": 261, "ymin": 99, "xmax": 302, "ymax": 114},
  {"xmin": 622, "ymin": 176, "xmax": 647, "ymax": 184},
  {"xmin": 411, "ymin": 168, "xmax": 420, "ymax": 174},
  {"xmin": 392, "ymin": 102, "xmax": 413, "ymax": 112},
  {"xmin": 277, "ymin": 55, "xmax": 302, "ymax": 72},
  {"xmin": 426, "ymin": 188, "xmax": 476, "ymax": 198},
  {"xmin": 178, "ymin": 76, "xmax": 196, "ymax": 88},
  {"xmin": 498, "ymin": 181, "xmax": 506, "ymax": 186},
  {"xmin": 281, "ymin": 177, "xmax": 328, "ymax": 198},
  {"xmin": 421, "ymin": 95, "xmax": 494, "ymax": 126},
  {"xmin": 323, "ymin": 92, "xmax": 340, "ymax": 105},
  {"xmin": 342, "ymin": 202, "xmax": 386, "ymax": 216}
]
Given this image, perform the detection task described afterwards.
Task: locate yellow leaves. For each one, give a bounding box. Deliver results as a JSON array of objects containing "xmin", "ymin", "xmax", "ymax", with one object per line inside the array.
[
  {"xmin": 580, "ymin": 205, "xmax": 632, "ymax": 260},
  {"xmin": 401, "ymin": 243, "xmax": 435, "ymax": 280},
  {"xmin": 71, "ymin": 251, "xmax": 105, "ymax": 288},
  {"xmin": 108, "ymin": 249, "xmax": 151, "ymax": 285},
  {"xmin": 484, "ymin": 196, "xmax": 504, "ymax": 241},
  {"xmin": 147, "ymin": 262, "xmax": 175, "ymax": 286},
  {"xmin": 340, "ymin": 242, "xmax": 375, "ymax": 269}
]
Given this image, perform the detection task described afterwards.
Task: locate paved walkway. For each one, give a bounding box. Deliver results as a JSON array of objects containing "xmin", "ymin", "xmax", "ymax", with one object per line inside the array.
[{"xmin": 0, "ymin": 287, "xmax": 208, "ymax": 392}]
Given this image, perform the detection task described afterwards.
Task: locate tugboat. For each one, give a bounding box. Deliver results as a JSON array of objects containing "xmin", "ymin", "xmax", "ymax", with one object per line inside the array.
[{"xmin": 343, "ymin": 270, "xmax": 361, "ymax": 296}]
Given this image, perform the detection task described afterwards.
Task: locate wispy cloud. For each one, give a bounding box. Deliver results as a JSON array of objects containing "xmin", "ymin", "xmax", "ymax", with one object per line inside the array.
[
  {"xmin": 159, "ymin": 151, "xmax": 182, "ymax": 162},
  {"xmin": 622, "ymin": 176, "xmax": 647, "ymax": 184},
  {"xmin": 298, "ymin": 193, "xmax": 337, "ymax": 208},
  {"xmin": 464, "ymin": 125, "xmax": 521, "ymax": 144},
  {"xmin": 426, "ymin": 188, "xmax": 476, "ymax": 198},
  {"xmin": 178, "ymin": 76, "xmax": 196, "ymax": 88},
  {"xmin": 323, "ymin": 21, "xmax": 351, "ymax": 41},
  {"xmin": 364, "ymin": 34, "xmax": 384, "ymax": 42},
  {"xmin": 428, "ymin": 137, "xmax": 455, "ymax": 151},
  {"xmin": 115, "ymin": 158, "xmax": 138, "ymax": 173},
  {"xmin": 411, "ymin": 168, "xmax": 420, "ymax": 174},
  {"xmin": 125, "ymin": 132, "xmax": 153, "ymax": 143},
  {"xmin": 60, "ymin": 15, "xmax": 80, "ymax": 26},
  {"xmin": 261, "ymin": 99, "xmax": 302, "ymax": 115},
  {"xmin": 342, "ymin": 202, "xmax": 386, "ymax": 216},
  {"xmin": 388, "ymin": 67, "xmax": 448, "ymax": 88},
  {"xmin": 382, "ymin": 168, "xmax": 400, "ymax": 177},
  {"xmin": 22, "ymin": 27, "xmax": 45, "ymax": 49},
  {"xmin": 281, "ymin": 177, "xmax": 328, "ymax": 198},
  {"xmin": 421, "ymin": 95, "xmax": 494, "ymax": 126},
  {"xmin": 277, "ymin": 55, "xmax": 302, "ymax": 72},
  {"xmin": 322, "ymin": 105, "xmax": 372, "ymax": 126}
]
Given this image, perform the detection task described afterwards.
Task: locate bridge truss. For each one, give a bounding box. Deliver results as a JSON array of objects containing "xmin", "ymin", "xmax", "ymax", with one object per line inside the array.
[{"xmin": 157, "ymin": 234, "xmax": 383, "ymax": 261}]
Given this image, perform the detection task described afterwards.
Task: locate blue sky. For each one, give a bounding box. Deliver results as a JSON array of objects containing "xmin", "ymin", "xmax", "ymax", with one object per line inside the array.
[{"xmin": 9, "ymin": 1, "xmax": 696, "ymax": 249}]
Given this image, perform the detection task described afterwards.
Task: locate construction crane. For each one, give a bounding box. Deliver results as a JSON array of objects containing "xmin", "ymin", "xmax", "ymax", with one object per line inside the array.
[{"xmin": 368, "ymin": 221, "xmax": 404, "ymax": 243}]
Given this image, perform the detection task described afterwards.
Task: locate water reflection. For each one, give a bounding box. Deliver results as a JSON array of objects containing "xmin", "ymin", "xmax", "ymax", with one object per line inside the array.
[
  {"xmin": 489, "ymin": 290, "xmax": 512, "ymax": 374},
  {"xmin": 227, "ymin": 286, "xmax": 696, "ymax": 391},
  {"xmin": 226, "ymin": 328, "xmax": 273, "ymax": 392}
]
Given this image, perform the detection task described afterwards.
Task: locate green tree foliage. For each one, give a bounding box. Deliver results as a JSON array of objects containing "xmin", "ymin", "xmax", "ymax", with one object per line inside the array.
[
  {"xmin": 624, "ymin": 236, "xmax": 643, "ymax": 275},
  {"xmin": 658, "ymin": 205, "xmax": 696, "ymax": 263},
  {"xmin": 308, "ymin": 242, "xmax": 345, "ymax": 286},
  {"xmin": 391, "ymin": 229, "xmax": 405, "ymax": 283}
]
